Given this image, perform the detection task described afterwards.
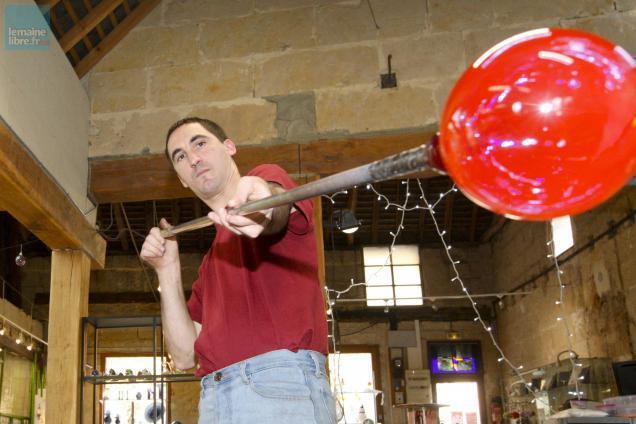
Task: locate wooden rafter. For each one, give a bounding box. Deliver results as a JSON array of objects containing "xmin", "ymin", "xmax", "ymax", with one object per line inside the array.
[
  {"xmin": 0, "ymin": 121, "xmax": 106, "ymax": 269},
  {"xmin": 59, "ymin": 0, "xmax": 121, "ymax": 52},
  {"xmin": 170, "ymin": 199, "xmax": 180, "ymax": 228},
  {"xmin": 113, "ymin": 203, "xmax": 129, "ymax": 252},
  {"xmin": 50, "ymin": 6, "xmax": 80, "ymax": 63},
  {"xmin": 371, "ymin": 193, "xmax": 379, "ymax": 244},
  {"xmin": 81, "ymin": 0, "xmax": 106, "ymax": 39},
  {"xmin": 480, "ymin": 215, "xmax": 507, "ymax": 242},
  {"xmin": 469, "ymin": 204, "xmax": 479, "ymax": 243},
  {"xmin": 74, "ymin": 0, "xmax": 160, "ymax": 77},
  {"xmin": 90, "ymin": 130, "xmax": 437, "ymax": 204},
  {"xmin": 62, "ymin": 0, "xmax": 94, "ymax": 50}
]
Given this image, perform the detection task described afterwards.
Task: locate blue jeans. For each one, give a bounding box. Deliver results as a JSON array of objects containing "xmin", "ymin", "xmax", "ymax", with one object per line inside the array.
[{"xmin": 198, "ymin": 349, "xmax": 337, "ymax": 423}]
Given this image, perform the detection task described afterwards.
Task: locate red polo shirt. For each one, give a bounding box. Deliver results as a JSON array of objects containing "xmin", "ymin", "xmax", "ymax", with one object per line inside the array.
[{"xmin": 187, "ymin": 164, "xmax": 328, "ymax": 376}]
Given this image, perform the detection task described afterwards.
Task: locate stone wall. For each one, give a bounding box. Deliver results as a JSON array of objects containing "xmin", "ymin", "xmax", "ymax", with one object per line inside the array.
[
  {"xmin": 87, "ymin": 0, "xmax": 636, "ymax": 158},
  {"xmin": 338, "ymin": 319, "xmax": 501, "ymax": 424},
  {"xmin": 492, "ymin": 187, "xmax": 636, "ymax": 373}
]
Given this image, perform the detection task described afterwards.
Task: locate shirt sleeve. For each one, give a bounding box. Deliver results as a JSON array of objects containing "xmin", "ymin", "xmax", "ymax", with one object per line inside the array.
[{"xmin": 247, "ymin": 164, "xmax": 314, "ymax": 235}]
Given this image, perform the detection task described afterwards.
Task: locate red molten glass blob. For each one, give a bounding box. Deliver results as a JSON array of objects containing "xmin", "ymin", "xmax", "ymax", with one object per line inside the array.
[{"xmin": 439, "ymin": 28, "xmax": 636, "ymax": 221}]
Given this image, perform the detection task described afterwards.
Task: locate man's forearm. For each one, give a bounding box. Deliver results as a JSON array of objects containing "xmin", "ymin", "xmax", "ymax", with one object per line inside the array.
[
  {"xmin": 263, "ymin": 183, "xmax": 292, "ymax": 235},
  {"xmin": 157, "ymin": 263, "xmax": 198, "ymax": 370}
]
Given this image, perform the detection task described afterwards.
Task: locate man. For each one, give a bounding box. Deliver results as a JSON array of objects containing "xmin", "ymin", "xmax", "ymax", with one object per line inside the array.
[{"xmin": 140, "ymin": 117, "xmax": 336, "ymax": 423}]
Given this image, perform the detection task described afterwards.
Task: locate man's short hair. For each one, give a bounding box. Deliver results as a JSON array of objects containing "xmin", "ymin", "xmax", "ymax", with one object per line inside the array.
[{"xmin": 165, "ymin": 117, "xmax": 228, "ymax": 162}]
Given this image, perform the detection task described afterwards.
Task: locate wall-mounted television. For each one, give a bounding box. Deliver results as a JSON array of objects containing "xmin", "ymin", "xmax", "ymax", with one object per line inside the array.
[{"xmin": 430, "ymin": 342, "xmax": 479, "ymax": 374}]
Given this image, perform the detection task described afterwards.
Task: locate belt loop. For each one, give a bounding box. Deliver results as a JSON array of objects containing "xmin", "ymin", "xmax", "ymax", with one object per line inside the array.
[
  {"xmin": 240, "ymin": 361, "xmax": 249, "ymax": 384},
  {"xmin": 310, "ymin": 351, "xmax": 321, "ymax": 377}
]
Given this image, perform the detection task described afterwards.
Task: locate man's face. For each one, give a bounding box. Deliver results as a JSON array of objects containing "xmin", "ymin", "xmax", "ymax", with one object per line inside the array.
[{"xmin": 167, "ymin": 122, "xmax": 237, "ymax": 199}]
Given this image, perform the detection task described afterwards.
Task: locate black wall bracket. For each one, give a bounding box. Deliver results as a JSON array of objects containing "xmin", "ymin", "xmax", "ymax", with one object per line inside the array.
[{"xmin": 381, "ymin": 54, "xmax": 397, "ymax": 89}]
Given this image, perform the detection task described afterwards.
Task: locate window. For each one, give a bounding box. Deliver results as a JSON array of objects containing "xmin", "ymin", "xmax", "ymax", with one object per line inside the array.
[
  {"xmin": 550, "ymin": 216, "xmax": 574, "ymax": 256},
  {"xmin": 363, "ymin": 245, "xmax": 422, "ymax": 307}
]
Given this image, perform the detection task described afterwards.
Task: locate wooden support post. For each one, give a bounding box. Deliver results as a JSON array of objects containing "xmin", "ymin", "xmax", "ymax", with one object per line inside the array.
[{"xmin": 46, "ymin": 250, "xmax": 91, "ymax": 424}]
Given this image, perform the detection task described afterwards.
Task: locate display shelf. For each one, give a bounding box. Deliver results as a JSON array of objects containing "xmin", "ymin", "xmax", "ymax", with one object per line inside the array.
[{"xmin": 80, "ymin": 315, "xmax": 192, "ymax": 424}]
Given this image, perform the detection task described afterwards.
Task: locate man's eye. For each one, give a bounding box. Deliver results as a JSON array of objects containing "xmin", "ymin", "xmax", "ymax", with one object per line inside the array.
[
  {"xmin": 196, "ymin": 140, "xmax": 206, "ymax": 148},
  {"xmin": 176, "ymin": 153, "xmax": 185, "ymax": 162}
]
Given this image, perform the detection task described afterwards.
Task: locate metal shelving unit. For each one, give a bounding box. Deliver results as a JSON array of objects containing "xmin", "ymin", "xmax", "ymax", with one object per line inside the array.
[{"xmin": 79, "ymin": 316, "xmax": 199, "ymax": 424}]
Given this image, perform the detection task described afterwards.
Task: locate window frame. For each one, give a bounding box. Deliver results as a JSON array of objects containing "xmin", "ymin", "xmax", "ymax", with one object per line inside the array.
[{"xmin": 362, "ymin": 245, "xmax": 423, "ymax": 307}]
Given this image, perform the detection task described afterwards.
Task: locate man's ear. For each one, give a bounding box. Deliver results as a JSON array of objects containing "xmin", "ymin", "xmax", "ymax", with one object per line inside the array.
[{"xmin": 223, "ymin": 138, "xmax": 237, "ymax": 156}]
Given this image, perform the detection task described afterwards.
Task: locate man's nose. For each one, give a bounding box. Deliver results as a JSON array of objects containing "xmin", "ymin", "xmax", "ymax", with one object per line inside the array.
[{"xmin": 189, "ymin": 154, "xmax": 201, "ymax": 168}]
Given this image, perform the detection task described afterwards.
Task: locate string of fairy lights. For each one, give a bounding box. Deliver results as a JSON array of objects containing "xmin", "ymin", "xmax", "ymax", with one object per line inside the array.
[
  {"xmin": 322, "ymin": 178, "xmax": 565, "ymax": 416},
  {"xmin": 547, "ymin": 236, "xmax": 582, "ymax": 399}
]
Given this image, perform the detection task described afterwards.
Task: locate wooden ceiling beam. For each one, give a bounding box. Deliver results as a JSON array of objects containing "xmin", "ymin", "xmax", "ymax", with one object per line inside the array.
[
  {"xmin": 50, "ymin": 6, "xmax": 80, "ymax": 63},
  {"xmin": 371, "ymin": 193, "xmax": 379, "ymax": 244},
  {"xmin": 59, "ymin": 0, "xmax": 121, "ymax": 52},
  {"xmin": 81, "ymin": 0, "xmax": 106, "ymax": 40},
  {"xmin": 0, "ymin": 121, "xmax": 106, "ymax": 269},
  {"xmin": 122, "ymin": 0, "xmax": 131, "ymax": 14},
  {"xmin": 75, "ymin": 0, "xmax": 160, "ymax": 78},
  {"xmin": 112, "ymin": 203, "xmax": 129, "ymax": 252},
  {"xmin": 480, "ymin": 215, "xmax": 507, "ymax": 243},
  {"xmin": 469, "ymin": 204, "xmax": 479, "ymax": 243},
  {"xmin": 90, "ymin": 130, "xmax": 437, "ymax": 204},
  {"xmin": 61, "ymin": 0, "xmax": 94, "ymax": 50}
]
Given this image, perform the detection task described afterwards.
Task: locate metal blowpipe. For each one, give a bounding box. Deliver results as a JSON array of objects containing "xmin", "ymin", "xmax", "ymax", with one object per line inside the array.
[{"xmin": 159, "ymin": 141, "xmax": 443, "ymax": 238}]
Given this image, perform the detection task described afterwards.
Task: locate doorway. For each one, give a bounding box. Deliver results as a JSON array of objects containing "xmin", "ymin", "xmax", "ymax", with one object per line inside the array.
[
  {"xmin": 328, "ymin": 345, "xmax": 383, "ymax": 423},
  {"xmin": 436, "ymin": 381, "xmax": 482, "ymax": 424}
]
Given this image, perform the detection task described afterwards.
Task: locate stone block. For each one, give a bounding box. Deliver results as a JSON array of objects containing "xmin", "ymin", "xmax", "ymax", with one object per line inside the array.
[
  {"xmin": 315, "ymin": 83, "xmax": 436, "ymax": 134},
  {"xmin": 316, "ymin": 0, "xmax": 428, "ymax": 44},
  {"xmin": 616, "ymin": 0, "xmax": 636, "ymax": 11},
  {"xmin": 462, "ymin": 24, "xmax": 554, "ymax": 67},
  {"xmin": 316, "ymin": 2, "xmax": 379, "ymax": 45},
  {"xmin": 493, "ymin": 0, "xmax": 614, "ymax": 26},
  {"xmin": 267, "ymin": 92, "xmax": 317, "ymax": 141},
  {"xmin": 381, "ymin": 32, "xmax": 465, "ymax": 82},
  {"xmin": 200, "ymin": 8, "xmax": 314, "ymax": 59},
  {"xmin": 561, "ymin": 12, "xmax": 636, "ymax": 56},
  {"xmin": 94, "ymin": 26, "xmax": 199, "ymax": 72},
  {"xmin": 189, "ymin": 100, "xmax": 277, "ymax": 144},
  {"xmin": 433, "ymin": 77, "xmax": 458, "ymax": 120},
  {"xmin": 255, "ymin": 46, "xmax": 378, "ymax": 96},
  {"xmin": 429, "ymin": 0, "xmax": 494, "ymax": 32},
  {"xmin": 89, "ymin": 69, "xmax": 148, "ymax": 113},
  {"xmin": 149, "ymin": 61, "xmax": 252, "ymax": 107},
  {"xmin": 254, "ymin": 0, "xmax": 315, "ymax": 12},
  {"xmin": 89, "ymin": 109, "xmax": 183, "ymax": 157},
  {"xmin": 375, "ymin": 0, "xmax": 428, "ymax": 38},
  {"xmin": 134, "ymin": 1, "xmax": 163, "ymax": 28},
  {"xmin": 164, "ymin": 0, "xmax": 252, "ymax": 24}
]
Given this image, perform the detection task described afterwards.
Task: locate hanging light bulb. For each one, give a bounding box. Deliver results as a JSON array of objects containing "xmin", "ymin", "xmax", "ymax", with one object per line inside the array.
[
  {"xmin": 26, "ymin": 338, "xmax": 33, "ymax": 351},
  {"xmin": 383, "ymin": 300, "xmax": 389, "ymax": 313},
  {"xmin": 16, "ymin": 331, "xmax": 24, "ymax": 345},
  {"xmin": 0, "ymin": 321, "xmax": 5, "ymax": 336},
  {"xmin": 15, "ymin": 244, "xmax": 26, "ymax": 267}
]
